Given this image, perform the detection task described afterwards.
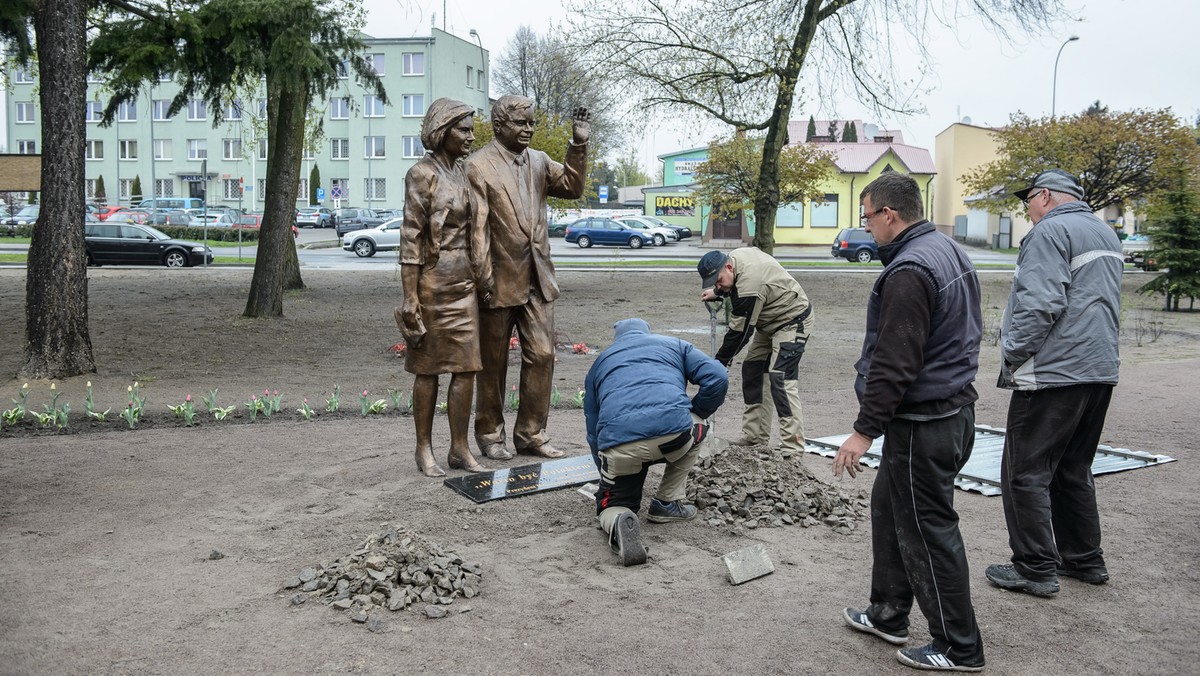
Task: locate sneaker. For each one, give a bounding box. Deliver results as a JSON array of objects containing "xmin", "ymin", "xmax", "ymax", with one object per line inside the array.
[
  {"xmin": 609, "ymin": 512, "xmax": 647, "ymax": 567},
  {"xmin": 647, "ymin": 498, "xmax": 698, "ymax": 523},
  {"xmin": 985, "ymin": 563, "xmax": 1059, "ymax": 597},
  {"xmin": 1057, "ymin": 566, "xmax": 1109, "ymax": 585},
  {"xmin": 843, "ymin": 607, "xmax": 908, "ymax": 645},
  {"xmin": 896, "ymin": 643, "xmax": 984, "ymax": 672}
]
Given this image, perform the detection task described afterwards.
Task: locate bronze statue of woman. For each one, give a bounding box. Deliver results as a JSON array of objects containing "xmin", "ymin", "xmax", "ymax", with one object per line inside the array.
[{"xmin": 397, "ymin": 98, "xmax": 488, "ymax": 477}]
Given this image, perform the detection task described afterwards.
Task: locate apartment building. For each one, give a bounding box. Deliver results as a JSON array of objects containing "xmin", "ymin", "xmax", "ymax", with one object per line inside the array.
[{"xmin": 3, "ymin": 28, "xmax": 489, "ymax": 210}]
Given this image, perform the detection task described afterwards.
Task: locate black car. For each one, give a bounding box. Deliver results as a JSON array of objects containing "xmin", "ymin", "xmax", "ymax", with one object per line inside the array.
[
  {"xmin": 85, "ymin": 222, "xmax": 213, "ymax": 267},
  {"xmin": 831, "ymin": 227, "xmax": 879, "ymax": 263}
]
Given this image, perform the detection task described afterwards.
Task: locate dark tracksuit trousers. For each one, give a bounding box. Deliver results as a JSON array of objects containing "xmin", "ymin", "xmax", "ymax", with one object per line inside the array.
[
  {"xmin": 1001, "ymin": 383, "xmax": 1113, "ymax": 580},
  {"xmin": 867, "ymin": 406, "xmax": 984, "ymax": 665}
]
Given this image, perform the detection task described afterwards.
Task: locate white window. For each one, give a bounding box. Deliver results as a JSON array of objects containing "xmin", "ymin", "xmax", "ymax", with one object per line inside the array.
[
  {"xmin": 85, "ymin": 140, "xmax": 104, "ymax": 160},
  {"xmin": 154, "ymin": 178, "xmax": 175, "ymax": 198},
  {"xmin": 402, "ymin": 52, "xmax": 424, "ymax": 75},
  {"xmin": 331, "ymin": 178, "xmax": 348, "ymax": 200},
  {"xmin": 153, "ymin": 100, "xmax": 171, "ymax": 121},
  {"xmin": 257, "ymin": 139, "xmax": 268, "ymax": 161},
  {"xmin": 257, "ymin": 178, "xmax": 267, "ymax": 201},
  {"xmin": 302, "ymin": 146, "xmax": 315, "ymax": 161},
  {"xmin": 258, "ymin": 98, "xmax": 267, "ymax": 118},
  {"xmin": 87, "ymin": 71, "xmax": 104, "ymax": 84},
  {"xmin": 402, "ymin": 136, "xmax": 424, "ymax": 158},
  {"xmin": 226, "ymin": 100, "xmax": 242, "ymax": 120},
  {"xmin": 402, "ymin": 94, "xmax": 425, "ymax": 117},
  {"xmin": 119, "ymin": 139, "xmax": 137, "ymax": 160},
  {"xmin": 118, "ymin": 100, "xmax": 137, "ymax": 122},
  {"xmin": 85, "ymin": 101, "xmax": 103, "ymax": 123},
  {"xmin": 158, "ymin": 71, "xmax": 172, "ymax": 82},
  {"xmin": 811, "ymin": 194, "xmax": 839, "ymax": 228},
  {"xmin": 364, "ymin": 95, "xmax": 385, "ymax": 118},
  {"xmin": 467, "ymin": 66, "xmax": 473, "ymax": 87},
  {"xmin": 364, "ymin": 178, "xmax": 386, "ymax": 202},
  {"xmin": 366, "ymin": 53, "xmax": 385, "ymax": 75},
  {"xmin": 330, "ymin": 97, "xmax": 349, "ymax": 120},
  {"xmin": 17, "ymin": 140, "xmax": 36, "ymax": 154},
  {"xmin": 15, "ymin": 67, "xmax": 34, "ymax": 84},
  {"xmin": 15, "ymin": 102, "xmax": 35, "ymax": 123},
  {"xmin": 364, "ymin": 136, "xmax": 385, "ymax": 158},
  {"xmin": 331, "ymin": 138, "xmax": 350, "ymax": 160},
  {"xmin": 153, "ymin": 139, "xmax": 172, "ymax": 160},
  {"xmin": 187, "ymin": 99, "xmax": 206, "ymax": 121},
  {"xmin": 477, "ymin": 69, "xmax": 484, "ymax": 91},
  {"xmin": 296, "ymin": 178, "xmax": 308, "ymax": 201},
  {"xmin": 335, "ymin": 60, "xmax": 348, "ymax": 78},
  {"xmin": 119, "ymin": 178, "xmax": 134, "ymax": 201},
  {"xmin": 223, "ymin": 179, "xmax": 243, "ymax": 200},
  {"xmin": 777, "ymin": 203, "xmax": 805, "ymax": 228},
  {"xmin": 223, "ymin": 139, "xmax": 243, "ymax": 160},
  {"xmin": 85, "ymin": 179, "xmax": 98, "ymax": 200},
  {"xmin": 188, "ymin": 139, "xmax": 207, "ymax": 160}
]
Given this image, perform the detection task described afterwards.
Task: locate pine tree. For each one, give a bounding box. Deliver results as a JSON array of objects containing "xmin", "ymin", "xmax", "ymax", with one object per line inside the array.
[
  {"xmin": 131, "ymin": 175, "xmax": 143, "ymax": 204},
  {"xmin": 842, "ymin": 121, "xmax": 857, "ymax": 142},
  {"xmin": 1139, "ymin": 172, "xmax": 1200, "ymax": 310},
  {"xmin": 806, "ymin": 115, "xmax": 816, "ymax": 142},
  {"xmin": 826, "ymin": 120, "xmax": 839, "ymax": 142},
  {"xmin": 309, "ymin": 164, "xmax": 321, "ymax": 205},
  {"xmin": 95, "ymin": 174, "xmax": 107, "ymax": 204}
]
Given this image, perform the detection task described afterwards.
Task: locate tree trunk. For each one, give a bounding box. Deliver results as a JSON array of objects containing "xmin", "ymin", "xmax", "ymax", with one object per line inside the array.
[
  {"xmin": 22, "ymin": 0, "xmax": 95, "ymax": 379},
  {"xmin": 752, "ymin": 0, "xmax": 823, "ymax": 255},
  {"xmin": 243, "ymin": 77, "xmax": 306, "ymax": 317}
]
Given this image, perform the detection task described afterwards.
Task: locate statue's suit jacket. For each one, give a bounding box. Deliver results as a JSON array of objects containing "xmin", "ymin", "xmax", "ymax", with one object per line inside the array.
[{"xmin": 466, "ymin": 139, "xmax": 587, "ymax": 308}]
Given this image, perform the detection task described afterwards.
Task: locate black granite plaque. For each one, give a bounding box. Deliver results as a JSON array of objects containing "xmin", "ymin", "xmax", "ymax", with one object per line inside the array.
[{"xmin": 443, "ymin": 455, "xmax": 600, "ymax": 503}]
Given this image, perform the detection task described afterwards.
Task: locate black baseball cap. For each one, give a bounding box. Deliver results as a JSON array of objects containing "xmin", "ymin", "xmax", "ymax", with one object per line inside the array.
[
  {"xmin": 697, "ymin": 251, "xmax": 728, "ymax": 288},
  {"xmin": 1013, "ymin": 169, "xmax": 1084, "ymax": 201}
]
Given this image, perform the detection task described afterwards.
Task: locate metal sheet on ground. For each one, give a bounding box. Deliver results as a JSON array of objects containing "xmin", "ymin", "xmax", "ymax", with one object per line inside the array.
[
  {"xmin": 805, "ymin": 425, "xmax": 1176, "ymax": 496},
  {"xmin": 443, "ymin": 455, "xmax": 600, "ymax": 503}
]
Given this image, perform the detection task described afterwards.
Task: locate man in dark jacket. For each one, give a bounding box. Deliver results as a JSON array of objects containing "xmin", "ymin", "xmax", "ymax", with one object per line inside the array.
[
  {"xmin": 833, "ymin": 172, "xmax": 985, "ymax": 672},
  {"xmin": 985, "ymin": 169, "xmax": 1124, "ymax": 597},
  {"xmin": 585, "ymin": 318, "xmax": 728, "ymax": 566}
]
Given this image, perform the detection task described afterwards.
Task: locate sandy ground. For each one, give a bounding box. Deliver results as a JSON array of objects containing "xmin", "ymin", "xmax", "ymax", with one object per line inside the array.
[{"xmin": 0, "ymin": 265, "xmax": 1197, "ymax": 675}]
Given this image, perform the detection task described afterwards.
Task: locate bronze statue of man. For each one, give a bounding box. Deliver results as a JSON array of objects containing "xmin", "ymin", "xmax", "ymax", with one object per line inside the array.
[{"xmin": 466, "ymin": 95, "xmax": 589, "ymax": 460}]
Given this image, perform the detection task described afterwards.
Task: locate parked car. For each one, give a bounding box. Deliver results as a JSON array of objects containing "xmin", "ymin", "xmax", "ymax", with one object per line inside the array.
[
  {"xmin": 95, "ymin": 206, "xmax": 130, "ymax": 221},
  {"xmin": 615, "ymin": 216, "xmax": 677, "ymax": 246},
  {"xmin": 190, "ymin": 213, "xmax": 236, "ymax": 228},
  {"xmin": 622, "ymin": 214, "xmax": 692, "ymax": 240},
  {"xmin": 237, "ymin": 214, "xmax": 299, "ymax": 238},
  {"xmin": 138, "ymin": 197, "xmax": 206, "ymax": 211},
  {"xmin": 7, "ymin": 204, "xmax": 39, "ymax": 226},
  {"xmin": 341, "ymin": 218, "xmax": 403, "ymax": 257},
  {"xmin": 147, "ymin": 210, "xmax": 195, "ymax": 227},
  {"xmin": 334, "ymin": 207, "xmax": 386, "ymax": 237},
  {"xmin": 564, "ymin": 217, "xmax": 656, "ymax": 249},
  {"xmin": 548, "ymin": 221, "xmax": 570, "ymax": 237},
  {"xmin": 296, "ymin": 206, "xmax": 334, "ymax": 228},
  {"xmin": 831, "ymin": 227, "xmax": 879, "ymax": 263},
  {"xmin": 84, "ymin": 221, "xmax": 213, "ymax": 267},
  {"xmin": 107, "ymin": 210, "xmax": 152, "ymax": 225},
  {"xmin": 1122, "ymin": 234, "xmax": 1155, "ymax": 270},
  {"xmin": 373, "ymin": 208, "xmax": 402, "ymax": 220}
]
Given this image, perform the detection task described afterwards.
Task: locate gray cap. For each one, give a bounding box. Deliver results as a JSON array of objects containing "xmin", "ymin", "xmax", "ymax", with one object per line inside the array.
[{"xmin": 1013, "ymin": 169, "xmax": 1084, "ymax": 201}]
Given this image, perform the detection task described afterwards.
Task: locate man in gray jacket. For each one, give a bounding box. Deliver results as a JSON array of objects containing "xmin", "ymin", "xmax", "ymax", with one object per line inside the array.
[{"xmin": 985, "ymin": 169, "xmax": 1124, "ymax": 597}]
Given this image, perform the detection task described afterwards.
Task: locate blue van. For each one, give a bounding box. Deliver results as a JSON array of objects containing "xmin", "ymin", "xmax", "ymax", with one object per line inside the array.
[{"xmin": 138, "ymin": 197, "xmax": 206, "ymax": 211}]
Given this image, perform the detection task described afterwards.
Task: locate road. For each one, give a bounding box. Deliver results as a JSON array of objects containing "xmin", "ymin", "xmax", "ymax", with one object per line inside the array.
[{"xmin": 2, "ymin": 227, "xmax": 1019, "ymax": 270}]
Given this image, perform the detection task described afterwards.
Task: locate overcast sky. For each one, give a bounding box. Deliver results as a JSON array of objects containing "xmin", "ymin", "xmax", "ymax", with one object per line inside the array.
[{"xmin": 364, "ymin": 0, "xmax": 1198, "ymax": 173}]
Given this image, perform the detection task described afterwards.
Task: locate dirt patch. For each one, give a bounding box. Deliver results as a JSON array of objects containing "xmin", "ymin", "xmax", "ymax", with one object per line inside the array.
[{"xmin": 1, "ymin": 266, "xmax": 1198, "ymax": 674}]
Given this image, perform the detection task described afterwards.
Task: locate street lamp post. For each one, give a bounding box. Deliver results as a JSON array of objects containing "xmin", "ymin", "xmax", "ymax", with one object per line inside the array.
[
  {"xmin": 1052, "ymin": 35, "xmax": 1080, "ymax": 118},
  {"xmin": 469, "ymin": 29, "xmax": 486, "ymax": 95}
]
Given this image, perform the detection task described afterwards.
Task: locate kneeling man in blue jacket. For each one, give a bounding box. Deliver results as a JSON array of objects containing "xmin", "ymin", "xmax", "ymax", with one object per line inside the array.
[{"xmin": 584, "ymin": 318, "xmax": 729, "ymax": 566}]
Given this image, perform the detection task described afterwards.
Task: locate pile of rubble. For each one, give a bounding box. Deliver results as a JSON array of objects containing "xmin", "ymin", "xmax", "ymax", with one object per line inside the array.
[
  {"xmin": 686, "ymin": 444, "xmax": 869, "ymax": 534},
  {"xmin": 283, "ymin": 524, "xmax": 481, "ymax": 627}
]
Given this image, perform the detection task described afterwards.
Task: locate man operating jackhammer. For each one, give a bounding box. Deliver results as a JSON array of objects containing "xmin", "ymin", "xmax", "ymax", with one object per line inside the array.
[{"xmin": 584, "ymin": 318, "xmax": 728, "ymax": 566}]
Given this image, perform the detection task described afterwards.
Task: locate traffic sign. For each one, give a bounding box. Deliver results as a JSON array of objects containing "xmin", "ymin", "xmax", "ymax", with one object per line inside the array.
[
  {"xmin": 331, "ymin": 186, "xmax": 344, "ymax": 199},
  {"xmin": 316, "ymin": 187, "xmax": 326, "ymax": 201},
  {"xmin": 598, "ymin": 185, "xmax": 609, "ymax": 204}
]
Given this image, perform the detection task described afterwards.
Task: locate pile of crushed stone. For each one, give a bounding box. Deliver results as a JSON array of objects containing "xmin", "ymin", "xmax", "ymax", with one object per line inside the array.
[
  {"xmin": 283, "ymin": 524, "xmax": 481, "ymax": 629},
  {"xmin": 686, "ymin": 444, "xmax": 869, "ymax": 534}
]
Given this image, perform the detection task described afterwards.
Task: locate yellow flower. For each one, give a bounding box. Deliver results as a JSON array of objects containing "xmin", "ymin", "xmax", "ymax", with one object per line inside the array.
[
  {"xmin": 50, "ymin": 383, "xmax": 56, "ymax": 391},
  {"xmin": 86, "ymin": 381, "xmax": 92, "ymax": 388}
]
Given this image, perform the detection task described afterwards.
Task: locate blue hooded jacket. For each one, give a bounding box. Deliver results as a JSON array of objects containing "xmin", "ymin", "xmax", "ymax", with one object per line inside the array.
[{"xmin": 584, "ymin": 318, "xmax": 728, "ymax": 459}]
